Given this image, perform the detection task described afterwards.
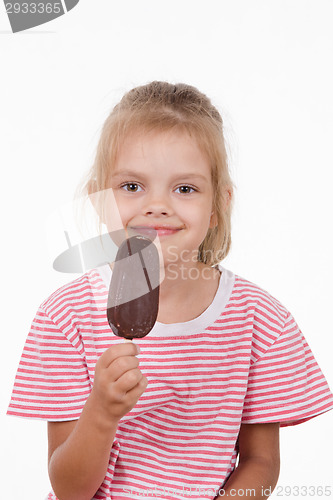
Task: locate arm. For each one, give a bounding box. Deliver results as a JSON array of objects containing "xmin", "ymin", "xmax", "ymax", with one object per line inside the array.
[
  {"xmin": 48, "ymin": 342, "xmax": 147, "ymax": 500},
  {"xmin": 216, "ymin": 423, "xmax": 280, "ymax": 499}
]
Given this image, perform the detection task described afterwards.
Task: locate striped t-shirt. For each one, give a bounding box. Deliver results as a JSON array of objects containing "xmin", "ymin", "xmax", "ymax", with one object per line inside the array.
[{"xmin": 7, "ymin": 266, "xmax": 333, "ymax": 500}]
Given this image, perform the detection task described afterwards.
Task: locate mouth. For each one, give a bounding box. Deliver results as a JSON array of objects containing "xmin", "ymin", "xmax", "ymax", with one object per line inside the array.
[{"xmin": 130, "ymin": 226, "xmax": 183, "ymax": 238}]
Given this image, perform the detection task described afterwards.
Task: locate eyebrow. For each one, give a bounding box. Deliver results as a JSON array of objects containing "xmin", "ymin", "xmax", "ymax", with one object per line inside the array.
[{"xmin": 112, "ymin": 170, "xmax": 209, "ymax": 183}]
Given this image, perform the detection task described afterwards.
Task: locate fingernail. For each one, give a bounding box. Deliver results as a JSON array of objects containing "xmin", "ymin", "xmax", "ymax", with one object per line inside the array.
[{"xmin": 135, "ymin": 344, "xmax": 141, "ymax": 354}]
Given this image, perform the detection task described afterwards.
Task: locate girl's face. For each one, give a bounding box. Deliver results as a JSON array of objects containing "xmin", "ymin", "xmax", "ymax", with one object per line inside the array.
[{"xmin": 108, "ymin": 129, "xmax": 216, "ymax": 268}]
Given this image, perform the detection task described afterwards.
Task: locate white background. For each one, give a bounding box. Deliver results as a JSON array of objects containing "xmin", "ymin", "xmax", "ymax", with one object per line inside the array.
[{"xmin": 1, "ymin": 1, "xmax": 332, "ymax": 498}]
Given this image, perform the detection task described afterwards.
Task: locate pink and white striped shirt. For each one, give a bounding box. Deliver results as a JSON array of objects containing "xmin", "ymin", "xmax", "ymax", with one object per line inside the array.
[{"xmin": 7, "ymin": 266, "xmax": 333, "ymax": 499}]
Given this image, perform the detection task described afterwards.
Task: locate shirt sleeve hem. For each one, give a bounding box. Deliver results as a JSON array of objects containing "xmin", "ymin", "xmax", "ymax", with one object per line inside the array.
[{"xmin": 241, "ymin": 405, "xmax": 333, "ymax": 427}]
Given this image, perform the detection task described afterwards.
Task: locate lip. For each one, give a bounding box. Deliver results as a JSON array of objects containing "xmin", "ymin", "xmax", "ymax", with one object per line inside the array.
[{"xmin": 130, "ymin": 225, "xmax": 183, "ymax": 237}]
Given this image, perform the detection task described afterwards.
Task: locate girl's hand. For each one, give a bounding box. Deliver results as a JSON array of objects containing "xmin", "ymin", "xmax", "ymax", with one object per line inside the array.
[
  {"xmin": 91, "ymin": 342, "xmax": 148, "ymax": 422},
  {"xmin": 48, "ymin": 342, "xmax": 147, "ymax": 500}
]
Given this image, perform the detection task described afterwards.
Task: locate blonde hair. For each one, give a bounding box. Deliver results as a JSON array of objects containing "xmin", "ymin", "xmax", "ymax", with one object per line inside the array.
[{"xmin": 84, "ymin": 81, "xmax": 234, "ymax": 266}]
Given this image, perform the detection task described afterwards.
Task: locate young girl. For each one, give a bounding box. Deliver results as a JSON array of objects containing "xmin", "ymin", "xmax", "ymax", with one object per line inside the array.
[{"xmin": 8, "ymin": 81, "xmax": 333, "ymax": 500}]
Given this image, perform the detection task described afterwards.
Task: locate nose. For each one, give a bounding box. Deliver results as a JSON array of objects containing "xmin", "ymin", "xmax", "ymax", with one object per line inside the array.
[{"xmin": 142, "ymin": 190, "xmax": 172, "ymax": 217}]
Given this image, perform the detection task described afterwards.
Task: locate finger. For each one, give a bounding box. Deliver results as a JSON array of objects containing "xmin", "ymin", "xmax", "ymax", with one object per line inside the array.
[
  {"xmin": 98, "ymin": 342, "xmax": 140, "ymax": 368},
  {"xmin": 124, "ymin": 375, "xmax": 148, "ymax": 402},
  {"xmin": 108, "ymin": 355, "xmax": 140, "ymax": 382},
  {"xmin": 115, "ymin": 368, "xmax": 147, "ymax": 395}
]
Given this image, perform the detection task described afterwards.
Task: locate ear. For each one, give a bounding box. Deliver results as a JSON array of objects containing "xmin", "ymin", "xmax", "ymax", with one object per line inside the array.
[
  {"xmin": 209, "ymin": 210, "xmax": 218, "ymax": 229},
  {"xmin": 209, "ymin": 187, "xmax": 232, "ymax": 228},
  {"xmin": 223, "ymin": 187, "xmax": 233, "ymax": 211}
]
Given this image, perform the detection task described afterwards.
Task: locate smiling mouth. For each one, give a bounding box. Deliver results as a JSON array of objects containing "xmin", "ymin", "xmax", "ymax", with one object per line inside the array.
[{"xmin": 130, "ymin": 226, "xmax": 183, "ymax": 237}]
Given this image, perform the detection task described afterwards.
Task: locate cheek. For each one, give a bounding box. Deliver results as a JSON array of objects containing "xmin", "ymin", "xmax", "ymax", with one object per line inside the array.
[
  {"xmin": 181, "ymin": 201, "xmax": 211, "ymax": 228},
  {"xmin": 111, "ymin": 195, "xmax": 141, "ymax": 228},
  {"xmin": 198, "ymin": 198, "xmax": 214, "ymax": 222}
]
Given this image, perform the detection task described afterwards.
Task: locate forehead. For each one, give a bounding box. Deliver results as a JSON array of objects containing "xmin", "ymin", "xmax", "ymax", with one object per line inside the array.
[{"xmin": 114, "ymin": 128, "xmax": 211, "ymax": 172}]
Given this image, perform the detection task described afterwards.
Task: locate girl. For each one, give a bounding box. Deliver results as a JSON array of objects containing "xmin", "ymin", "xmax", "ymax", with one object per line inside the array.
[{"xmin": 8, "ymin": 81, "xmax": 333, "ymax": 500}]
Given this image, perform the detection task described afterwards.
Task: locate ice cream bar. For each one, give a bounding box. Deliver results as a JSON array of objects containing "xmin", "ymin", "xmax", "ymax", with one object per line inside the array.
[{"xmin": 107, "ymin": 234, "xmax": 160, "ymax": 340}]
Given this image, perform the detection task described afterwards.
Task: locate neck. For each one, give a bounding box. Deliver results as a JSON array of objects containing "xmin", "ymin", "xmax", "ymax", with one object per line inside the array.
[{"xmin": 159, "ymin": 260, "xmax": 219, "ymax": 300}]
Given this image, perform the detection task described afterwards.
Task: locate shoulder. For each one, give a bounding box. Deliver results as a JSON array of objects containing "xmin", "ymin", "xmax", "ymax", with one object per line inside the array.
[
  {"xmin": 40, "ymin": 267, "xmax": 107, "ymax": 322},
  {"xmin": 231, "ymin": 273, "xmax": 288, "ymax": 320},
  {"xmin": 223, "ymin": 269, "xmax": 292, "ymax": 352}
]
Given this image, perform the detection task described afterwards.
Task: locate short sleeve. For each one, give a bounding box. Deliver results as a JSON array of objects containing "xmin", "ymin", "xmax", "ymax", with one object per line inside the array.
[
  {"xmin": 7, "ymin": 306, "xmax": 92, "ymax": 421},
  {"xmin": 242, "ymin": 313, "xmax": 333, "ymax": 427}
]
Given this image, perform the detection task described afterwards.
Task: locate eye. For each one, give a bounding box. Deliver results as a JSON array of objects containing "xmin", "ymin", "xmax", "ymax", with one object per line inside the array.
[
  {"xmin": 121, "ymin": 183, "xmax": 142, "ymax": 192},
  {"xmin": 175, "ymin": 185, "xmax": 196, "ymax": 194}
]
